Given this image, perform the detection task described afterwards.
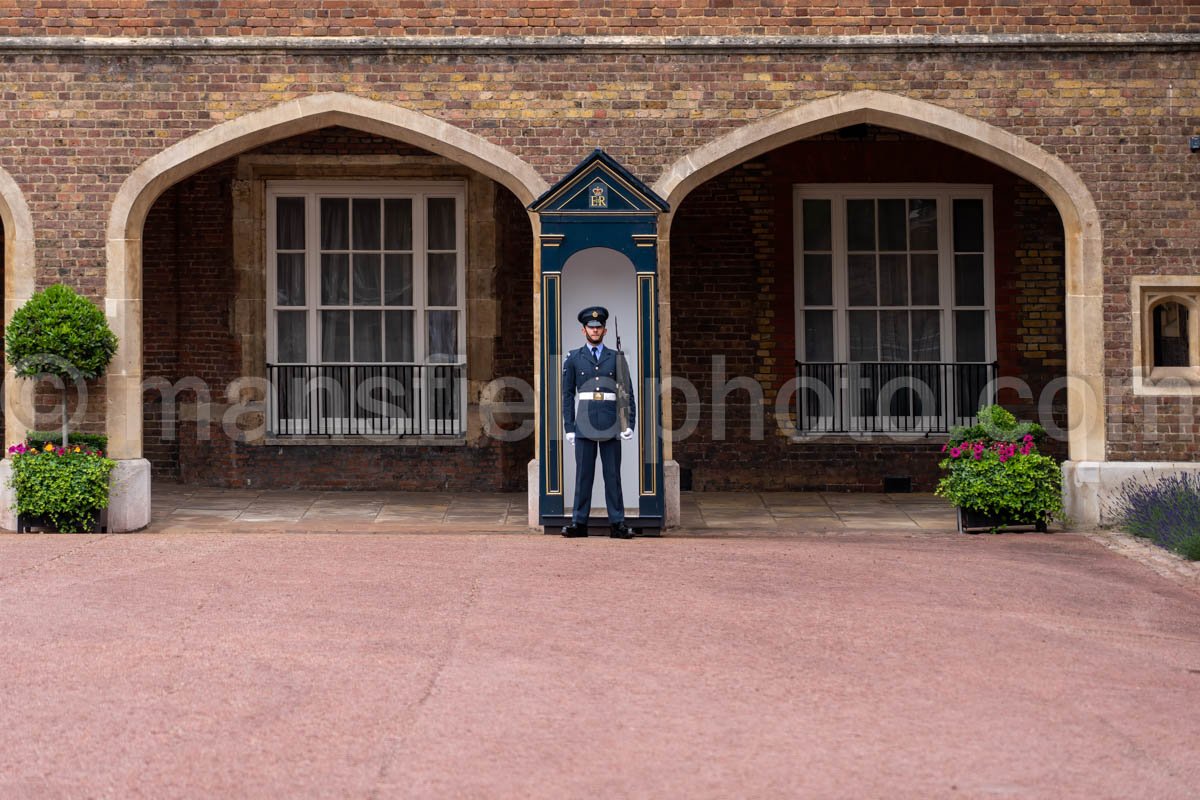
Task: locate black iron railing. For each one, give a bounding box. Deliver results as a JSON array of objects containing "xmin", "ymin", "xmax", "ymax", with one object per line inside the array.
[
  {"xmin": 794, "ymin": 361, "xmax": 998, "ymax": 434},
  {"xmin": 266, "ymin": 363, "xmax": 465, "ymax": 436}
]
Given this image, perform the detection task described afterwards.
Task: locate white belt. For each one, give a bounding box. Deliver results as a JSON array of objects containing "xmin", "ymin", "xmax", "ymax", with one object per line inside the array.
[{"xmin": 579, "ymin": 392, "xmax": 617, "ymax": 401}]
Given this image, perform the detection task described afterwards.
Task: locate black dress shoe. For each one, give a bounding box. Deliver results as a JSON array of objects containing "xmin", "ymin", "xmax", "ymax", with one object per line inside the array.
[
  {"xmin": 609, "ymin": 521, "xmax": 634, "ymax": 539},
  {"xmin": 561, "ymin": 522, "xmax": 587, "ymax": 537}
]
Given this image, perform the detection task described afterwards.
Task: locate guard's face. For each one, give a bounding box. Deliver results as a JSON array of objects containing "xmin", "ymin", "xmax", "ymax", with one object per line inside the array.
[{"xmin": 583, "ymin": 324, "xmax": 606, "ymax": 344}]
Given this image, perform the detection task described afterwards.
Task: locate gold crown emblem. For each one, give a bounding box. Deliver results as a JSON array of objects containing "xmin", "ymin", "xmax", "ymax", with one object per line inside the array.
[{"xmin": 592, "ymin": 311, "xmax": 599, "ymax": 318}]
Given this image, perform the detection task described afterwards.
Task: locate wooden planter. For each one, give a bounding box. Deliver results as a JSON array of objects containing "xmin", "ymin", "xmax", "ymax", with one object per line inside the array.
[
  {"xmin": 957, "ymin": 507, "xmax": 1048, "ymax": 534},
  {"xmin": 17, "ymin": 509, "xmax": 108, "ymax": 533}
]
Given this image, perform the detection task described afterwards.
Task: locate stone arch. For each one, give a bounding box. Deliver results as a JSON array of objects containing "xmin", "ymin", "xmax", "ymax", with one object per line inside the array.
[
  {"xmin": 0, "ymin": 165, "xmax": 36, "ymax": 451},
  {"xmin": 105, "ymin": 92, "xmax": 549, "ymax": 461},
  {"xmin": 653, "ymin": 90, "xmax": 1104, "ymax": 463}
]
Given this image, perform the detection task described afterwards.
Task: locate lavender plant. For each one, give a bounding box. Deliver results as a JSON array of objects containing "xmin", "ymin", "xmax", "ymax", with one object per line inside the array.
[{"xmin": 1109, "ymin": 473, "xmax": 1200, "ymax": 561}]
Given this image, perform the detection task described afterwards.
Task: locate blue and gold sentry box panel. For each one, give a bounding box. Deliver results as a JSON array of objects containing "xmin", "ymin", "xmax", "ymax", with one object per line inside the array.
[{"xmin": 530, "ymin": 149, "xmax": 668, "ymax": 532}]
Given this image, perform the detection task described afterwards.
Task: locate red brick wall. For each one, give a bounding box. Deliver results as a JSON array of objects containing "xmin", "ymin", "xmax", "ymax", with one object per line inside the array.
[
  {"xmin": 669, "ymin": 128, "xmax": 1068, "ymax": 490},
  {"xmin": 0, "ymin": 47, "xmax": 1195, "ymax": 464},
  {"xmin": 141, "ymin": 127, "xmax": 534, "ymax": 489},
  {"xmin": 0, "ymin": 1, "xmax": 1194, "ymax": 35}
]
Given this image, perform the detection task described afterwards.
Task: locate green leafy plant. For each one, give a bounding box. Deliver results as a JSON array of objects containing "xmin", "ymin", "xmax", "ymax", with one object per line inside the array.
[
  {"xmin": 25, "ymin": 431, "xmax": 108, "ymax": 452},
  {"xmin": 7, "ymin": 442, "xmax": 115, "ymax": 533},
  {"xmin": 936, "ymin": 406, "xmax": 1062, "ymax": 531},
  {"xmin": 5, "ymin": 284, "xmax": 119, "ymax": 446},
  {"xmin": 947, "ymin": 404, "xmax": 1046, "ymax": 447}
]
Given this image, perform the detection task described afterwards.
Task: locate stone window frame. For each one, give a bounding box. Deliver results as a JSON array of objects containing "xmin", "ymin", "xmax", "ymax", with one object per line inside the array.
[
  {"xmin": 1131, "ymin": 276, "xmax": 1200, "ymax": 396},
  {"xmin": 233, "ymin": 154, "xmax": 498, "ymax": 445}
]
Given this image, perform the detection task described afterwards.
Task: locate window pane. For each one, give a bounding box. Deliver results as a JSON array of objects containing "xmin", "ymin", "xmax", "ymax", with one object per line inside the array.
[
  {"xmin": 911, "ymin": 311, "xmax": 941, "ymax": 362},
  {"xmin": 385, "ymin": 310, "xmax": 415, "ymax": 362},
  {"xmin": 276, "ymin": 197, "xmax": 305, "ymax": 250},
  {"xmin": 428, "ymin": 310, "xmax": 459, "ymax": 362},
  {"xmin": 353, "ymin": 310, "xmax": 382, "ymax": 362},
  {"xmin": 804, "ymin": 310, "xmax": 834, "ymax": 362},
  {"xmin": 878, "ymin": 199, "xmax": 907, "ymax": 251},
  {"xmin": 955, "ymin": 311, "xmax": 987, "ymax": 362},
  {"xmin": 879, "ymin": 254, "xmax": 908, "ymax": 306},
  {"xmin": 352, "ymin": 198, "xmax": 381, "ymax": 250},
  {"xmin": 846, "ymin": 199, "xmax": 875, "ymax": 251},
  {"xmin": 848, "ymin": 311, "xmax": 877, "ymax": 362},
  {"xmin": 428, "ymin": 198, "xmax": 457, "ymax": 250},
  {"xmin": 848, "ymin": 254, "xmax": 876, "ymax": 306},
  {"xmin": 910, "ymin": 254, "xmax": 940, "ymax": 306},
  {"xmin": 321, "ymin": 253, "xmax": 349, "ymax": 305},
  {"xmin": 953, "ymin": 198, "xmax": 984, "ymax": 252},
  {"xmin": 803, "ymin": 254, "xmax": 832, "ymax": 306},
  {"xmin": 909, "ymin": 199, "xmax": 937, "ymax": 251},
  {"xmin": 428, "ymin": 253, "xmax": 458, "ymax": 306},
  {"xmin": 954, "ymin": 254, "xmax": 985, "ymax": 307},
  {"xmin": 880, "ymin": 311, "xmax": 910, "ymax": 362},
  {"xmin": 385, "ymin": 198, "xmax": 413, "ymax": 250},
  {"xmin": 384, "ymin": 254, "xmax": 413, "ymax": 306},
  {"xmin": 1153, "ymin": 302, "xmax": 1191, "ymax": 367},
  {"xmin": 352, "ymin": 253, "xmax": 381, "ymax": 305},
  {"xmin": 276, "ymin": 311, "xmax": 307, "ymax": 363},
  {"xmin": 321, "ymin": 310, "xmax": 350, "ymax": 362},
  {"xmin": 802, "ymin": 199, "xmax": 832, "ymax": 251},
  {"xmin": 276, "ymin": 253, "xmax": 306, "ymax": 306},
  {"xmin": 320, "ymin": 198, "xmax": 349, "ymax": 250}
]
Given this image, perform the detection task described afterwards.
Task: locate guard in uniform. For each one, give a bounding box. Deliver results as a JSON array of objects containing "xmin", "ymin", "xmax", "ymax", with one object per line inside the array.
[{"xmin": 561, "ymin": 306, "xmax": 636, "ymax": 539}]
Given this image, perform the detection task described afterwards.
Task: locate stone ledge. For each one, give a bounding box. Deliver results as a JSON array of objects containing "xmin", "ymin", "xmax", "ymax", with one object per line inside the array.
[{"xmin": 1064, "ymin": 460, "xmax": 1200, "ymax": 529}]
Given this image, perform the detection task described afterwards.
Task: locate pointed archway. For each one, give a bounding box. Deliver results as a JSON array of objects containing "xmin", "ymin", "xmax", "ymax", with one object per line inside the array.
[
  {"xmin": 649, "ymin": 90, "xmax": 1105, "ymax": 526},
  {"xmin": 0, "ymin": 166, "xmax": 35, "ymax": 451},
  {"xmin": 104, "ymin": 93, "xmax": 548, "ymax": 530},
  {"xmin": 652, "ymin": 90, "xmax": 1103, "ymax": 468}
]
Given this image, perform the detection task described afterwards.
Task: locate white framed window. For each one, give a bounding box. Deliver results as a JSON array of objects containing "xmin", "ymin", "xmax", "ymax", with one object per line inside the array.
[
  {"xmin": 793, "ymin": 184, "xmax": 995, "ymax": 433},
  {"xmin": 266, "ymin": 181, "xmax": 467, "ymax": 436}
]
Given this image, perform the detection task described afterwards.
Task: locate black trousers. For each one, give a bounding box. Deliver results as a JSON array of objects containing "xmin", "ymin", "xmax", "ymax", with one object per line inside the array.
[{"xmin": 572, "ymin": 436, "xmax": 624, "ymax": 524}]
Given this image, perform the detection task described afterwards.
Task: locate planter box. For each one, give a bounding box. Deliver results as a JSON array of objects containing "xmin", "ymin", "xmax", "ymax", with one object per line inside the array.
[
  {"xmin": 957, "ymin": 507, "xmax": 1048, "ymax": 534},
  {"xmin": 17, "ymin": 509, "xmax": 108, "ymax": 533}
]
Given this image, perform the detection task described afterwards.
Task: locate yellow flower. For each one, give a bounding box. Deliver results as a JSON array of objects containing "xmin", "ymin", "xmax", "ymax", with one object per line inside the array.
[
  {"xmin": 72, "ymin": 446, "xmax": 81, "ymax": 453},
  {"xmin": 43, "ymin": 442, "xmax": 53, "ymax": 452}
]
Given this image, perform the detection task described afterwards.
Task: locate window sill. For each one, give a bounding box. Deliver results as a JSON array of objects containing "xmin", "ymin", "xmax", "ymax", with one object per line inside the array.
[
  {"xmin": 262, "ymin": 435, "xmax": 467, "ymax": 447},
  {"xmin": 1132, "ymin": 369, "xmax": 1200, "ymax": 396}
]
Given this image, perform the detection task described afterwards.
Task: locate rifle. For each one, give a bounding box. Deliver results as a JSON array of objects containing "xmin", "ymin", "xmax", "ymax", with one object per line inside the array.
[{"xmin": 614, "ymin": 316, "xmax": 631, "ymax": 433}]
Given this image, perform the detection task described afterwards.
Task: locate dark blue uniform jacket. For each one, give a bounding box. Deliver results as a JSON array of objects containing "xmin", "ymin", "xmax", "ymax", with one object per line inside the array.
[{"xmin": 562, "ymin": 346, "xmax": 636, "ymax": 441}]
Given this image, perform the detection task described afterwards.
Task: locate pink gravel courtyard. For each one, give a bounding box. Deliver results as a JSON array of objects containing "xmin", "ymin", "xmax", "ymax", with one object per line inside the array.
[{"xmin": 1, "ymin": 528, "xmax": 1198, "ymax": 798}]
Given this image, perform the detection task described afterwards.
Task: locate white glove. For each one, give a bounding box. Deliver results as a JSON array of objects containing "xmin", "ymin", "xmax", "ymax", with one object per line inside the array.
[
  {"xmin": 620, "ymin": 428, "xmax": 634, "ymax": 441},
  {"xmin": 565, "ymin": 433, "xmax": 575, "ymax": 445}
]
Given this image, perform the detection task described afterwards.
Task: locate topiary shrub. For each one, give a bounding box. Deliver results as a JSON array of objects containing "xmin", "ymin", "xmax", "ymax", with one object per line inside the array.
[{"xmin": 5, "ymin": 284, "xmax": 119, "ymax": 446}]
